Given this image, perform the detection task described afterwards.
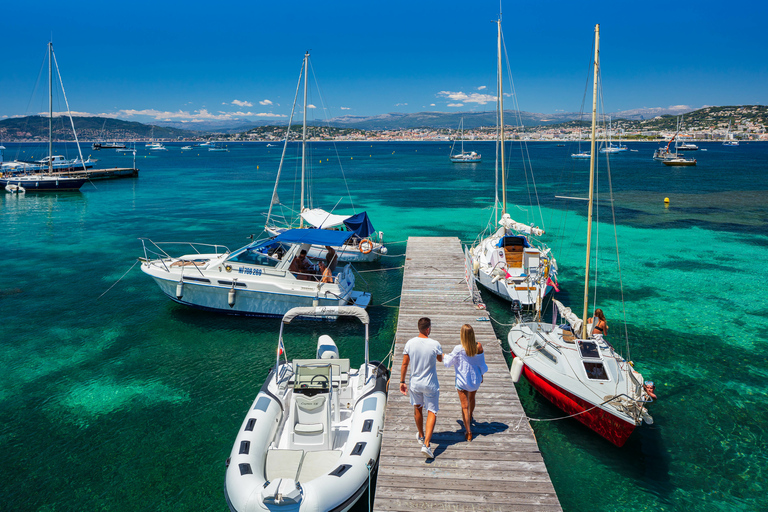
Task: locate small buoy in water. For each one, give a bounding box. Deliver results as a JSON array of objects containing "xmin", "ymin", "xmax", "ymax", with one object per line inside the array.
[
  {"xmin": 257, "ymin": 165, "xmax": 259, "ymax": 169},
  {"xmin": 351, "ymin": 157, "xmax": 353, "ymax": 160},
  {"xmin": 176, "ymin": 280, "xmax": 184, "ymax": 300},
  {"xmin": 228, "ymin": 286, "xmax": 236, "ymax": 308},
  {"xmin": 510, "ymin": 357, "xmax": 524, "ymax": 383},
  {"xmin": 664, "ymin": 197, "xmax": 670, "ymax": 204}
]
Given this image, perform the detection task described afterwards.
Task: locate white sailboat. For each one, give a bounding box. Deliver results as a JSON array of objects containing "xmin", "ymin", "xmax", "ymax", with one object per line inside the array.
[
  {"xmin": 508, "ymin": 25, "xmax": 654, "ymax": 447},
  {"xmin": 467, "ymin": 17, "xmax": 558, "ymax": 311},
  {"xmin": 0, "ymin": 42, "xmax": 87, "ymax": 192},
  {"xmin": 449, "ymin": 117, "xmax": 482, "ymax": 162},
  {"xmin": 265, "ymin": 52, "xmax": 386, "ymax": 263},
  {"xmin": 723, "ymin": 119, "xmax": 739, "ymax": 146},
  {"xmin": 224, "ymin": 306, "xmax": 387, "ymax": 512},
  {"xmin": 599, "ymin": 116, "xmax": 628, "ymax": 153}
]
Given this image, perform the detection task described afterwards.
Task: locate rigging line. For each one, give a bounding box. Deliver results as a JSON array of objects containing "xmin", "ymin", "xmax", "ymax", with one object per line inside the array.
[
  {"xmin": 97, "ymin": 260, "xmax": 139, "ymax": 300},
  {"xmin": 500, "ymin": 30, "xmax": 545, "ymax": 233},
  {"xmin": 354, "ymin": 266, "xmax": 404, "ymax": 273},
  {"xmin": 51, "ymin": 48, "xmax": 87, "ymax": 174},
  {"xmin": 308, "ymin": 59, "xmax": 356, "ymax": 213}
]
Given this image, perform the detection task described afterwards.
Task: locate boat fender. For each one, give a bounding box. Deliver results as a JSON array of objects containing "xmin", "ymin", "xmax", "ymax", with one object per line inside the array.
[
  {"xmin": 510, "ymin": 357, "xmax": 524, "ymax": 383},
  {"xmin": 359, "ymin": 239, "xmax": 373, "ymax": 254},
  {"xmin": 472, "ymin": 260, "xmax": 480, "ymax": 275},
  {"xmin": 176, "ymin": 280, "xmax": 184, "ymax": 300},
  {"xmin": 228, "ymin": 286, "xmax": 236, "ymax": 307},
  {"xmin": 369, "ymin": 360, "xmax": 390, "ymax": 380}
]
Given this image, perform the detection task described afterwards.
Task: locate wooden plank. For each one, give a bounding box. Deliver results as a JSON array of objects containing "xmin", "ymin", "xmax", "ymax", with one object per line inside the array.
[{"xmin": 373, "ymin": 237, "xmax": 562, "ymax": 512}]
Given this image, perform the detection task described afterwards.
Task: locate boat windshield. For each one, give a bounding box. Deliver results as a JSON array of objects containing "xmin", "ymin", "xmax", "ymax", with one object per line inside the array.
[{"xmin": 227, "ymin": 245, "xmax": 283, "ymax": 267}]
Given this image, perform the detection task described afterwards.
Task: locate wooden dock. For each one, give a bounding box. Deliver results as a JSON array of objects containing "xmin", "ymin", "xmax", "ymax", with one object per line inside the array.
[
  {"xmin": 60, "ymin": 167, "xmax": 138, "ymax": 180},
  {"xmin": 374, "ymin": 237, "xmax": 561, "ymax": 512}
]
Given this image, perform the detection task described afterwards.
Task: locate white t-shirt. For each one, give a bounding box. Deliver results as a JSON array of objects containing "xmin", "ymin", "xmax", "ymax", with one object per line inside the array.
[{"xmin": 403, "ymin": 336, "xmax": 442, "ymax": 393}]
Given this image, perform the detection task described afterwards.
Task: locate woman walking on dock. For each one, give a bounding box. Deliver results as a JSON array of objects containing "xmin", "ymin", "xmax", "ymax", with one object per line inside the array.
[{"xmin": 444, "ymin": 324, "xmax": 488, "ymax": 441}]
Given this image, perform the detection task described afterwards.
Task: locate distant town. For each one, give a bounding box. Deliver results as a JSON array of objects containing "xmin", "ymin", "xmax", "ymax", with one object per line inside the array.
[{"xmin": 1, "ymin": 105, "xmax": 766, "ymax": 143}]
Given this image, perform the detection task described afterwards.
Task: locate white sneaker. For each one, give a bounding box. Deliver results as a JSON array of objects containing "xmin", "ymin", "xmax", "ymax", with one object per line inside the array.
[
  {"xmin": 416, "ymin": 433, "xmax": 424, "ymax": 444},
  {"xmin": 421, "ymin": 444, "xmax": 434, "ymax": 459}
]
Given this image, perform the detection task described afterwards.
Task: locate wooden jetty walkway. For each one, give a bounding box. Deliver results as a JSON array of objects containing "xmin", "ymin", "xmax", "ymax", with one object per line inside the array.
[{"xmin": 374, "ymin": 237, "xmax": 561, "ymax": 512}]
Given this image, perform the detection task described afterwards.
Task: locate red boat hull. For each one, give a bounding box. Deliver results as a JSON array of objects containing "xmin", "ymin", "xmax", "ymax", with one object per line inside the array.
[{"xmin": 522, "ymin": 363, "xmax": 636, "ymax": 447}]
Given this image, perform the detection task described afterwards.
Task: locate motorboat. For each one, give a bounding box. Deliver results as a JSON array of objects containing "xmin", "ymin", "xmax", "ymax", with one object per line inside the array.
[
  {"xmin": 723, "ymin": 120, "xmax": 739, "ymax": 146},
  {"xmin": 5, "ymin": 183, "xmax": 25, "ymax": 194},
  {"xmin": 663, "ymin": 157, "xmax": 696, "ymax": 166},
  {"xmin": 181, "ymin": 146, "xmax": 193, "ymax": 151},
  {"xmin": 224, "ymin": 306, "xmax": 387, "ymax": 512},
  {"xmin": 449, "ymin": 118, "xmax": 482, "ymax": 163},
  {"xmin": 508, "ymin": 25, "xmax": 653, "ymax": 447},
  {"xmin": 139, "ymin": 228, "xmax": 372, "ymax": 318},
  {"xmin": 571, "ymin": 151, "xmax": 590, "ymax": 159},
  {"xmin": 677, "ymin": 141, "xmax": 698, "ymax": 151},
  {"xmin": 147, "ymin": 143, "xmax": 167, "ymax": 151},
  {"xmin": 208, "ymin": 143, "xmax": 229, "ymax": 152},
  {"xmin": 264, "ymin": 52, "xmax": 387, "ymax": 263},
  {"xmin": 92, "ymin": 142, "xmax": 126, "ymax": 150},
  {"xmin": 467, "ymin": 18, "xmax": 557, "ymax": 311}
]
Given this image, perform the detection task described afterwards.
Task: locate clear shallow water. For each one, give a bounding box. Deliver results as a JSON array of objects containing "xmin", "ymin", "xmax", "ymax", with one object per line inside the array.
[{"xmin": 1, "ymin": 140, "xmax": 767, "ymax": 511}]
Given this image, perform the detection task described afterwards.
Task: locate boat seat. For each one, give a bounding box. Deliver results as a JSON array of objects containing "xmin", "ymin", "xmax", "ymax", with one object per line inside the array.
[
  {"xmin": 292, "ymin": 394, "xmax": 330, "ymax": 448},
  {"xmin": 297, "ymin": 450, "xmax": 342, "ymax": 482},
  {"xmin": 265, "ymin": 449, "xmax": 305, "ymax": 481}
]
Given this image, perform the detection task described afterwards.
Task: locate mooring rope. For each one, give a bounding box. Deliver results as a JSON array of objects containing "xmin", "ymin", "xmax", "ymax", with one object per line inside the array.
[{"xmin": 97, "ymin": 260, "xmax": 139, "ymax": 300}]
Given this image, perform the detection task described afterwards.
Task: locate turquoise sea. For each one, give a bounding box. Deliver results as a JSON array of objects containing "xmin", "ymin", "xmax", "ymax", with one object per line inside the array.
[{"xmin": 2, "ymin": 140, "xmax": 767, "ymax": 511}]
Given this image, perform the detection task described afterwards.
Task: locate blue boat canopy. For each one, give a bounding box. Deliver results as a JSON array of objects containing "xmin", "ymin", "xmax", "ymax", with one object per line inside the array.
[
  {"xmin": 496, "ymin": 235, "xmax": 531, "ymax": 249},
  {"xmin": 343, "ymin": 211, "xmax": 375, "ymax": 238},
  {"xmin": 269, "ymin": 228, "xmax": 354, "ymax": 247}
]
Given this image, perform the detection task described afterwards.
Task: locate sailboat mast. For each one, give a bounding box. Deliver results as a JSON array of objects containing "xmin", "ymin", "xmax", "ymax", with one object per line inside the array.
[
  {"xmin": 300, "ymin": 51, "xmax": 309, "ymax": 228},
  {"xmin": 48, "ymin": 42, "xmax": 53, "ymax": 174},
  {"xmin": 582, "ymin": 24, "xmax": 599, "ymax": 339},
  {"xmin": 497, "ymin": 19, "xmax": 506, "ymax": 215}
]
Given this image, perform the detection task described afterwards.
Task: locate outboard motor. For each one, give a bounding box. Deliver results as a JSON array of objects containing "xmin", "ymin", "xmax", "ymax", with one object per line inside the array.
[{"xmin": 510, "ymin": 299, "xmax": 523, "ymax": 321}]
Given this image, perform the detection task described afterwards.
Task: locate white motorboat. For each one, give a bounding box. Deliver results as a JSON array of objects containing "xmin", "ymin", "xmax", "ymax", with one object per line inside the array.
[
  {"xmin": 508, "ymin": 25, "xmax": 653, "ymax": 447},
  {"xmin": 264, "ymin": 52, "xmax": 386, "ymax": 263},
  {"xmin": 139, "ymin": 228, "xmax": 371, "ymax": 318},
  {"xmin": 224, "ymin": 306, "xmax": 388, "ymax": 512},
  {"xmin": 449, "ymin": 118, "xmax": 482, "ymax": 163},
  {"xmin": 5, "ymin": 183, "xmax": 25, "ymax": 193},
  {"xmin": 181, "ymin": 146, "xmax": 193, "ymax": 151},
  {"xmin": 663, "ymin": 157, "xmax": 697, "ymax": 166},
  {"xmin": 571, "ymin": 151, "xmax": 591, "ymax": 159},
  {"xmin": 208, "ymin": 143, "xmax": 229, "ymax": 152},
  {"xmin": 147, "ymin": 143, "xmax": 167, "ymax": 151},
  {"xmin": 467, "ymin": 18, "xmax": 557, "ymax": 311},
  {"xmin": 723, "ymin": 120, "xmax": 739, "ymax": 146}
]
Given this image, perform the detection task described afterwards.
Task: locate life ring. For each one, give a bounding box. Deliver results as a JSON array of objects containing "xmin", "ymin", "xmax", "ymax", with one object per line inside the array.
[{"xmin": 359, "ymin": 239, "xmax": 373, "ymax": 254}]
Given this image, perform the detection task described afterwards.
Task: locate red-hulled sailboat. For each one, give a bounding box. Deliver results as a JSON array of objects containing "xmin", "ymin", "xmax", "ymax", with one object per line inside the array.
[{"xmin": 507, "ymin": 24, "xmax": 654, "ymax": 447}]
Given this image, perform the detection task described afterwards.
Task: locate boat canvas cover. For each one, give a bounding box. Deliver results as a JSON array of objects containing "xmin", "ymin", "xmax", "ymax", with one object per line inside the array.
[
  {"xmin": 300, "ymin": 208, "xmax": 350, "ymax": 229},
  {"xmin": 300, "ymin": 208, "xmax": 376, "ymax": 238},
  {"xmin": 271, "ymin": 228, "xmax": 354, "ymax": 247}
]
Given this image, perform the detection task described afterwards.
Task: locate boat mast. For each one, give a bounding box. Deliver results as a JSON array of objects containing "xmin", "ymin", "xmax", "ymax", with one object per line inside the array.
[
  {"xmin": 300, "ymin": 51, "xmax": 309, "ymax": 228},
  {"xmin": 582, "ymin": 24, "xmax": 599, "ymax": 339},
  {"xmin": 497, "ymin": 18, "xmax": 506, "ymax": 216},
  {"xmin": 48, "ymin": 42, "xmax": 53, "ymax": 174},
  {"xmin": 460, "ymin": 118, "xmax": 464, "ymax": 154}
]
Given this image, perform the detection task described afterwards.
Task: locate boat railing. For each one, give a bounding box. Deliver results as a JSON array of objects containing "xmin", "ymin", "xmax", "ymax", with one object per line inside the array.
[{"xmin": 139, "ymin": 238, "xmax": 230, "ymax": 273}]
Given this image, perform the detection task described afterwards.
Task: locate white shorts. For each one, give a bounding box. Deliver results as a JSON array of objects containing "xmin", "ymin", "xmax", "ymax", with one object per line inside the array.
[{"xmin": 409, "ymin": 387, "xmax": 439, "ymax": 414}]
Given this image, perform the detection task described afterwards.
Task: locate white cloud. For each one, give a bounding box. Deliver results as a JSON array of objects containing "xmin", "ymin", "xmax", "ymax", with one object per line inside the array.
[
  {"xmin": 259, "ymin": 99, "xmax": 273, "ymax": 106},
  {"xmin": 232, "ymin": 99, "xmax": 253, "ymax": 107},
  {"xmin": 395, "ymin": 103, "xmax": 408, "ymax": 107},
  {"xmin": 437, "ymin": 91, "xmax": 496, "ymax": 105},
  {"xmin": 340, "ymin": 107, "xmax": 350, "ymax": 110},
  {"xmin": 307, "ymin": 104, "xmax": 316, "ymax": 109},
  {"xmin": 477, "ymin": 86, "xmax": 487, "ymax": 90},
  {"xmin": 447, "ymin": 103, "xmax": 464, "ymax": 107},
  {"xmin": 430, "ymin": 103, "xmax": 435, "ymax": 107},
  {"xmin": 222, "ymin": 102, "xmax": 227, "ymax": 105},
  {"xmin": 116, "ymin": 108, "xmax": 286, "ymax": 120}
]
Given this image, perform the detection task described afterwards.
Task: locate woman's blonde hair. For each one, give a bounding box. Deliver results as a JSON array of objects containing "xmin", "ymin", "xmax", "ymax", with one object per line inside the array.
[{"xmin": 460, "ymin": 324, "xmax": 478, "ymax": 357}]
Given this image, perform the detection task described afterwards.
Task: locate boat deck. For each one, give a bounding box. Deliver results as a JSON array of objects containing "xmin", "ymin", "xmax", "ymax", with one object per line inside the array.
[{"xmin": 374, "ymin": 237, "xmax": 561, "ymax": 511}]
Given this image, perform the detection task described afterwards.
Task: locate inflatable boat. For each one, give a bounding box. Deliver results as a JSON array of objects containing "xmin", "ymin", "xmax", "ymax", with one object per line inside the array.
[{"xmin": 224, "ymin": 306, "xmax": 388, "ymax": 512}]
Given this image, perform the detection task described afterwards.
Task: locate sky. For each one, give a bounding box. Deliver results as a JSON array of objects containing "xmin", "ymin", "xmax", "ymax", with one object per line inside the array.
[{"xmin": 1, "ymin": 0, "xmax": 766, "ymax": 125}]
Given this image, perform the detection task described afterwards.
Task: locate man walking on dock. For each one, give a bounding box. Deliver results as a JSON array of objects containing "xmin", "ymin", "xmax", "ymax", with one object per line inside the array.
[{"xmin": 400, "ymin": 317, "xmax": 442, "ymax": 459}]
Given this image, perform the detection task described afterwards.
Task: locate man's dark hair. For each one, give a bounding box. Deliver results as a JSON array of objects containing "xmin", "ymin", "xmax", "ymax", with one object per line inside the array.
[
  {"xmin": 418, "ymin": 317, "xmax": 431, "ymax": 334},
  {"xmin": 299, "ymin": 250, "xmax": 307, "ymax": 256}
]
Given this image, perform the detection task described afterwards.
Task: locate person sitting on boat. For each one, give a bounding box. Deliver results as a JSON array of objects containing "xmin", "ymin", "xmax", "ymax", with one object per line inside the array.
[
  {"xmin": 589, "ymin": 309, "xmax": 608, "ymax": 336},
  {"xmin": 289, "ymin": 249, "xmax": 313, "ymax": 280},
  {"xmin": 325, "ymin": 245, "xmax": 338, "ymax": 272},
  {"xmin": 317, "ymin": 261, "xmax": 334, "ymax": 283}
]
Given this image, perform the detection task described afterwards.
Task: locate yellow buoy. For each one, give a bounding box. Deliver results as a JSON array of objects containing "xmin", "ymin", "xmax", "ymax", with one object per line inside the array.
[
  {"xmin": 351, "ymin": 157, "xmax": 353, "ymax": 160},
  {"xmin": 664, "ymin": 197, "xmax": 670, "ymax": 204},
  {"xmin": 257, "ymin": 165, "xmax": 259, "ymax": 169}
]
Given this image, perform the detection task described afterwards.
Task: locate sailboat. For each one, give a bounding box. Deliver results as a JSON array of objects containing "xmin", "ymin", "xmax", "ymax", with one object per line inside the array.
[
  {"xmin": 723, "ymin": 119, "xmax": 739, "ymax": 146},
  {"xmin": 599, "ymin": 116, "xmax": 627, "ymax": 153},
  {"xmin": 676, "ymin": 114, "xmax": 699, "ymax": 150},
  {"xmin": 0, "ymin": 42, "xmax": 87, "ymax": 192},
  {"xmin": 571, "ymin": 120, "xmax": 590, "ymax": 159},
  {"xmin": 224, "ymin": 306, "xmax": 387, "ymax": 512},
  {"xmin": 265, "ymin": 52, "xmax": 387, "ymax": 263},
  {"xmin": 467, "ymin": 17, "xmax": 557, "ymax": 311},
  {"xmin": 450, "ymin": 118, "xmax": 482, "ymax": 162},
  {"xmin": 507, "ymin": 25, "xmax": 654, "ymax": 447}
]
